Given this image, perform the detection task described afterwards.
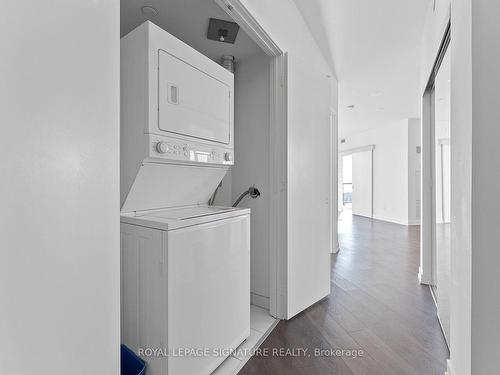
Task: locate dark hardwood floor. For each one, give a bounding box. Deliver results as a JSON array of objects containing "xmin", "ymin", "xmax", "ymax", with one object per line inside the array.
[{"xmin": 239, "ymin": 213, "xmax": 449, "ymax": 374}]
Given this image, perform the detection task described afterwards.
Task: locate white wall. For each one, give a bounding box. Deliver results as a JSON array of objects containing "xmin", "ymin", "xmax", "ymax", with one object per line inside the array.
[
  {"xmin": 466, "ymin": 0, "xmax": 500, "ymax": 373},
  {"xmin": 339, "ymin": 120, "xmax": 411, "ymax": 225},
  {"xmin": 0, "ymin": 2, "xmax": 120, "ymax": 374},
  {"xmin": 216, "ymin": 52, "xmax": 272, "ymax": 308},
  {"xmin": 340, "ymin": 119, "xmax": 420, "ymax": 225},
  {"xmin": 233, "ymin": 53, "xmax": 270, "ymax": 307}
]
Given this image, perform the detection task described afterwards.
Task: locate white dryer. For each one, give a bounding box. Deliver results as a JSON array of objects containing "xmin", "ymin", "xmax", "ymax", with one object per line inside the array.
[{"xmin": 120, "ymin": 22, "xmax": 250, "ymax": 375}]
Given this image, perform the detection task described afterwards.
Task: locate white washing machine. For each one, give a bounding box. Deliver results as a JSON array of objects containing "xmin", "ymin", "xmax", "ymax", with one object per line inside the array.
[
  {"xmin": 121, "ymin": 205, "xmax": 250, "ymax": 375},
  {"xmin": 120, "ymin": 22, "xmax": 250, "ymax": 375}
]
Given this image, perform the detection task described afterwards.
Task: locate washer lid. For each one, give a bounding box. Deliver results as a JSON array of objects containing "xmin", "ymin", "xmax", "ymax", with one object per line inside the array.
[
  {"xmin": 121, "ymin": 162, "xmax": 228, "ymax": 213},
  {"xmin": 146, "ymin": 205, "xmax": 238, "ymax": 220},
  {"xmin": 120, "ymin": 205, "xmax": 250, "ymax": 230}
]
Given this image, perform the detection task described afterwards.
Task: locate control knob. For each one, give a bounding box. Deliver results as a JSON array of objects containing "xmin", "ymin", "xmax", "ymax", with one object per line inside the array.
[
  {"xmin": 155, "ymin": 142, "xmax": 169, "ymax": 154},
  {"xmin": 224, "ymin": 152, "xmax": 233, "ymax": 162}
]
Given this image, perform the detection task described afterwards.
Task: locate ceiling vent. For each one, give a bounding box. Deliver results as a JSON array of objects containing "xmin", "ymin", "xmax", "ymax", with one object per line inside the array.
[{"xmin": 207, "ymin": 18, "xmax": 239, "ymax": 44}]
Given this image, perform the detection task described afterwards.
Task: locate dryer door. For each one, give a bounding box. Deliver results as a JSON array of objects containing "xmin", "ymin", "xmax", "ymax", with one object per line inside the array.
[{"xmin": 158, "ymin": 50, "xmax": 231, "ymax": 144}]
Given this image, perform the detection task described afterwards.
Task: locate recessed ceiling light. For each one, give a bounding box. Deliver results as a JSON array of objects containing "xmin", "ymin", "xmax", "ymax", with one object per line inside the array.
[
  {"xmin": 377, "ymin": 107, "xmax": 384, "ymax": 111},
  {"xmin": 347, "ymin": 104, "xmax": 355, "ymax": 109},
  {"xmin": 371, "ymin": 91, "xmax": 382, "ymax": 97},
  {"xmin": 141, "ymin": 5, "xmax": 159, "ymax": 17}
]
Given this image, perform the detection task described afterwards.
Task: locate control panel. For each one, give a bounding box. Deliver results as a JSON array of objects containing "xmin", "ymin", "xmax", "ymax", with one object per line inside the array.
[{"xmin": 149, "ymin": 136, "xmax": 233, "ymax": 165}]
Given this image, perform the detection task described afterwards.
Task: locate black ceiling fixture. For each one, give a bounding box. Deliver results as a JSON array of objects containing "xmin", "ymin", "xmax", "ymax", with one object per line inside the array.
[{"xmin": 207, "ymin": 18, "xmax": 239, "ymax": 44}]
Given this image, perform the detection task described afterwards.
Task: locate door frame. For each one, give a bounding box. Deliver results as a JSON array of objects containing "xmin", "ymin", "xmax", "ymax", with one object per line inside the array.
[
  {"xmin": 420, "ymin": 21, "xmax": 451, "ymax": 286},
  {"xmin": 339, "ymin": 145, "xmax": 375, "ymax": 218},
  {"xmin": 330, "ymin": 110, "xmax": 339, "ymax": 254},
  {"xmin": 216, "ymin": 0, "xmax": 288, "ymax": 319}
]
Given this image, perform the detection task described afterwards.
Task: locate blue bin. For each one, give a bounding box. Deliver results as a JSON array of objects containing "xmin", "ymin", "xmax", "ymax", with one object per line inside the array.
[{"xmin": 121, "ymin": 345, "xmax": 147, "ymax": 375}]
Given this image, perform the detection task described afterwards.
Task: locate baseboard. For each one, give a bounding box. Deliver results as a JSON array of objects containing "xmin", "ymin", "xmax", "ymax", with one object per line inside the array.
[
  {"xmin": 435, "ymin": 304, "xmax": 450, "ymax": 350},
  {"xmin": 251, "ymin": 292, "xmax": 270, "ymax": 310},
  {"xmin": 428, "ymin": 287, "xmax": 451, "ymax": 361},
  {"xmin": 367, "ymin": 215, "xmax": 421, "ymax": 227},
  {"xmin": 370, "ymin": 215, "xmax": 412, "ymax": 226}
]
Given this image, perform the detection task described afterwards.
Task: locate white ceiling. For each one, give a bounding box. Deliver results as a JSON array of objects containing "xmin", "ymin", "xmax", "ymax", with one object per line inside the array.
[
  {"xmin": 293, "ymin": 0, "xmax": 431, "ymax": 137},
  {"xmin": 121, "ymin": 0, "xmax": 262, "ymax": 62}
]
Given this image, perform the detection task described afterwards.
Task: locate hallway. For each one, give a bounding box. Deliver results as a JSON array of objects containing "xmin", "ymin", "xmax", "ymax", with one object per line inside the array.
[{"xmin": 239, "ymin": 215, "xmax": 449, "ymax": 374}]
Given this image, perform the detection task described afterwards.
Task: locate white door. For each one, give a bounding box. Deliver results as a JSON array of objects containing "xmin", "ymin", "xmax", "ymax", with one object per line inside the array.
[
  {"xmin": 352, "ymin": 150, "xmax": 373, "ymax": 217},
  {"xmin": 286, "ymin": 58, "xmax": 331, "ymax": 319},
  {"xmin": 433, "ymin": 47, "xmax": 451, "ymax": 345}
]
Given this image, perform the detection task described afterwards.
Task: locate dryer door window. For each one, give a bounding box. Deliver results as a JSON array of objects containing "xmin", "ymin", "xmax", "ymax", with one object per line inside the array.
[{"xmin": 158, "ymin": 50, "xmax": 231, "ymax": 144}]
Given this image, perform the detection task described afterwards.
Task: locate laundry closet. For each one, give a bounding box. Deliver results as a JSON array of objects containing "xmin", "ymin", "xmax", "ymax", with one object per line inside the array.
[{"xmin": 120, "ymin": 1, "xmax": 276, "ymax": 374}]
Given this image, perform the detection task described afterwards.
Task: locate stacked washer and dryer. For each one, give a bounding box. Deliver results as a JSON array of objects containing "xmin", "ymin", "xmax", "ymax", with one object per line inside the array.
[{"xmin": 120, "ymin": 21, "xmax": 250, "ymax": 375}]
